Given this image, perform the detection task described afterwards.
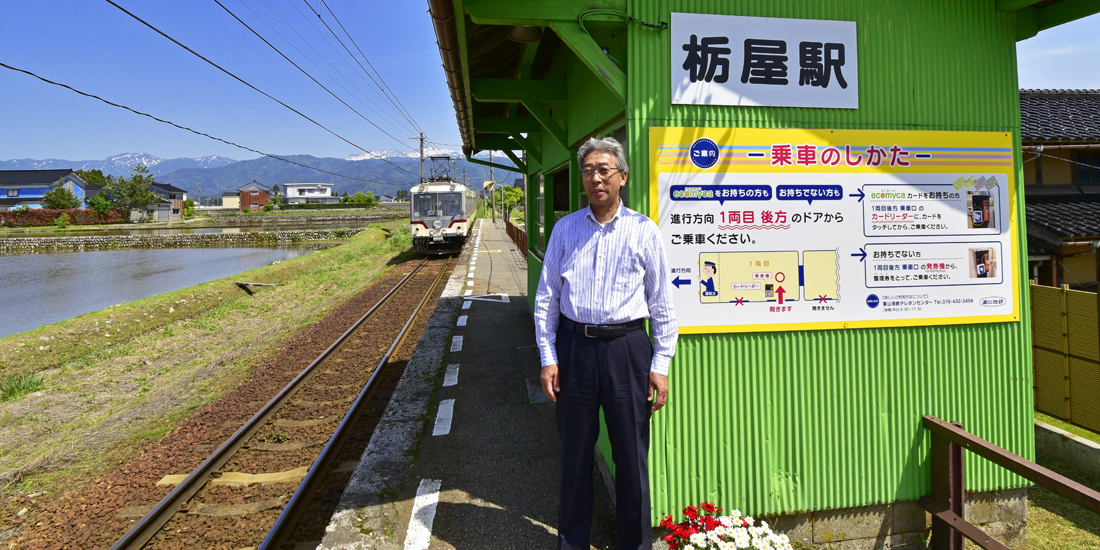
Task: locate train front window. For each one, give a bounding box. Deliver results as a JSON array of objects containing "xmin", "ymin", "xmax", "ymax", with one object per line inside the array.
[
  {"xmin": 413, "ymin": 194, "xmax": 436, "ymax": 217},
  {"xmin": 438, "ymin": 193, "xmax": 462, "ymax": 216}
]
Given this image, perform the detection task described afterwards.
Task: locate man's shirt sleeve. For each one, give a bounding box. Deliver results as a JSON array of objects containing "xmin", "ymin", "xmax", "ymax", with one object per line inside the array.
[
  {"xmin": 643, "ymin": 221, "xmax": 678, "ymax": 375},
  {"xmin": 533, "ymin": 224, "xmax": 565, "ymax": 367}
]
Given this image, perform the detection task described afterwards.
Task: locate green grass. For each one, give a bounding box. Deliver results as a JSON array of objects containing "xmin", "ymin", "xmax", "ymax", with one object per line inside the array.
[
  {"xmin": 1026, "ymin": 454, "xmax": 1100, "ymax": 549},
  {"xmin": 0, "ymin": 372, "xmax": 46, "ymax": 403},
  {"xmin": 1036, "ymin": 412, "xmax": 1100, "ymax": 446}
]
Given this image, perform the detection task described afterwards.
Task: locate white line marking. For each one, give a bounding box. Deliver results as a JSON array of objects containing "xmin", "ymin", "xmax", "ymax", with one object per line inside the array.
[
  {"xmin": 457, "ymin": 315, "xmax": 467, "ymax": 326},
  {"xmin": 443, "ymin": 363, "xmax": 459, "ymax": 386},
  {"xmin": 466, "ymin": 280, "xmax": 473, "ymax": 286},
  {"xmin": 433, "ymin": 399, "xmax": 455, "ymax": 436},
  {"xmin": 462, "ymin": 300, "xmax": 472, "ymax": 310},
  {"xmin": 464, "ymin": 289, "xmax": 472, "ymax": 296},
  {"xmin": 450, "ymin": 335, "xmax": 463, "ymax": 352},
  {"xmin": 403, "ymin": 478, "xmax": 442, "ymax": 550}
]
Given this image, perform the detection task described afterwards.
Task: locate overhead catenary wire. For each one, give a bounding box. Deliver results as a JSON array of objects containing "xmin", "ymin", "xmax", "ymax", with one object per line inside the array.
[
  {"xmin": 101, "ymin": 0, "xmax": 409, "ymax": 168},
  {"xmin": 313, "ymin": 0, "xmax": 425, "ymax": 135},
  {"xmin": 245, "ymin": 0, "xmax": 417, "ymax": 138},
  {"xmin": 0, "ymin": 62, "xmax": 415, "ymax": 186}
]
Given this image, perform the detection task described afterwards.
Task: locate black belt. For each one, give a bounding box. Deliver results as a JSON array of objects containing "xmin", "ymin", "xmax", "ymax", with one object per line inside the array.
[{"xmin": 560, "ymin": 316, "xmax": 645, "ymax": 338}]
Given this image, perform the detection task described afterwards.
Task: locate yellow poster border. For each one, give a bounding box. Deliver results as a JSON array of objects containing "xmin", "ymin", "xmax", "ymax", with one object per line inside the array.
[{"xmin": 648, "ymin": 126, "xmax": 1021, "ymax": 334}]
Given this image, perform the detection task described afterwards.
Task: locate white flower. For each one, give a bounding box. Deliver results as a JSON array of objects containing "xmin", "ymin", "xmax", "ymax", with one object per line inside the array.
[
  {"xmin": 714, "ymin": 526, "xmax": 729, "ymax": 538},
  {"xmin": 682, "ymin": 545, "xmax": 695, "ymax": 550},
  {"xmin": 744, "ymin": 516, "xmax": 755, "ymax": 526},
  {"xmin": 690, "ymin": 532, "xmax": 707, "ymax": 546},
  {"xmin": 719, "ymin": 516, "xmax": 734, "ymax": 528},
  {"xmin": 708, "ymin": 530, "xmax": 723, "ymax": 543},
  {"xmin": 732, "ymin": 509, "xmax": 742, "ymax": 518},
  {"xmin": 733, "ymin": 531, "xmax": 751, "ymax": 549}
]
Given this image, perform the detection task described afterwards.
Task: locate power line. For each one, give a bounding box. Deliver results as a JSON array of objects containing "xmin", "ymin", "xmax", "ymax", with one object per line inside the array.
[
  {"xmin": 313, "ymin": 0, "xmax": 424, "ymax": 135},
  {"xmin": 0, "ymin": 62, "xmax": 416, "ymax": 186},
  {"xmin": 209, "ymin": 0, "xmax": 424, "ymax": 169},
  {"xmin": 101, "ymin": 0, "xmax": 396, "ymax": 162},
  {"xmin": 245, "ymin": 0, "xmax": 417, "ymax": 137}
]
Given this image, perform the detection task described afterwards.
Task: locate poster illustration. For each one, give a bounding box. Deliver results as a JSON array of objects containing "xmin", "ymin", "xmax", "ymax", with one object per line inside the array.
[{"xmin": 649, "ymin": 127, "xmax": 1020, "ymax": 334}]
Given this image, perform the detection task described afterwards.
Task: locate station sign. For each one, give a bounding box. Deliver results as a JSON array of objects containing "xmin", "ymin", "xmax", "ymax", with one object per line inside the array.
[
  {"xmin": 671, "ymin": 13, "xmax": 858, "ymax": 109},
  {"xmin": 649, "ymin": 127, "xmax": 1019, "ymax": 334}
]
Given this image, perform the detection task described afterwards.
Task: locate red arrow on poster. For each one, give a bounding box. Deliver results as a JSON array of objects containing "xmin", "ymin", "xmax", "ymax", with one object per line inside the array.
[{"xmin": 776, "ymin": 286, "xmax": 786, "ymax": 305}]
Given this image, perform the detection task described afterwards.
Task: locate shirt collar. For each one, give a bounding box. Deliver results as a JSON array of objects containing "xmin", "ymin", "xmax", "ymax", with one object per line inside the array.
[{"xmin": 585, "ymin": 199, "xmax": 623, "ymax": 228}]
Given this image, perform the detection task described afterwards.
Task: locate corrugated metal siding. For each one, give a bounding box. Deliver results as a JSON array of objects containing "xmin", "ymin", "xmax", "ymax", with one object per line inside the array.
[{"xmin": 620, "ymin": 0, "xmax": 1034, "ymax": 520}]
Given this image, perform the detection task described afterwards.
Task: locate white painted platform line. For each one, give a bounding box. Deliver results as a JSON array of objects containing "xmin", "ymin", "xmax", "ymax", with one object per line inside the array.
[
  {"xmin": 464, "ymin": 289, "xmax": 473, "ymax": 296},
  {"xmin": 433, "ymin": 399, "xmax": 455, "ymax": 436},
  {"xmin": 443, "ymin": 363, "xmax": 460, "ymax": 386},
  {"xmin": 456, "ymin": 315, "xmax": 467, "ymax": 327},
  {"xmin": 450, "ymin": 335, "xmax": 463, "ymax": 352},
  {"xmin": 462, "ymin": 300, "xmax": 472, "ymax": 310},
  {"xmin": 403, "ymin": 478, "xmax": 442, "ymax": 550},
  {"xmin": 466, "ymin": 280, "xmax": 474, "ymax": 286}
]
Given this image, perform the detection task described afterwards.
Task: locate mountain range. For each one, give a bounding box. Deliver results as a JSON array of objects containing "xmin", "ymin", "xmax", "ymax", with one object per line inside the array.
[{"xmin": 1, "ymin": 151, "xmax": 521, "ymax": 202}]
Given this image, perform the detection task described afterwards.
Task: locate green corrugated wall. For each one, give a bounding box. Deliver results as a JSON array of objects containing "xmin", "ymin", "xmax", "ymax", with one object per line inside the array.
[{"xmin": 606, "ymin": 0, "xmax": 1035, "ymax": 520}]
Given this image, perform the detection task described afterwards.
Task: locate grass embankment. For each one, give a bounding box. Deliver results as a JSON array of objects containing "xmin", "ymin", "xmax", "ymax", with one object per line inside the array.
[
  {"xmin": 0, "ymin": 222, "xmax": 413, "ymax": 495},
  {"xmin": 1024, "ymin": 412, "xmax": 1100, "ymax": 549}
]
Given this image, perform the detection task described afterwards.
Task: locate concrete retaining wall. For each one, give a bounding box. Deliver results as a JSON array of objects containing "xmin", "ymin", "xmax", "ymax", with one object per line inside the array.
[
  {"xmin": 0, "ymin": 229, "xmax": 366, "ymax": 255},
  {"xmin": 209, "ymin": 212, "xmax": 401, "ymax": 224},
  {"xmin": 1036, "ymin": 419, "xmax": 1100, "ymax": 481}
]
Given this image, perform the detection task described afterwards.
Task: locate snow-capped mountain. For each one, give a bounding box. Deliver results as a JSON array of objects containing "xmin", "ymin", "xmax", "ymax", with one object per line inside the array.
[
  {"xmin": 345, "ymin": 146, "xmax": 462, "ymax": 161},
  {"xmin": 0, "ymin": 154, "xmax": 238, "ymax": 178}
]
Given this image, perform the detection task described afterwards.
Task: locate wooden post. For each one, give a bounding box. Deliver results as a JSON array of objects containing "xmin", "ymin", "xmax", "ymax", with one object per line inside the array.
[{"xmin": 930, "ymin": 423, "xmax": 965, "ymax": 550}]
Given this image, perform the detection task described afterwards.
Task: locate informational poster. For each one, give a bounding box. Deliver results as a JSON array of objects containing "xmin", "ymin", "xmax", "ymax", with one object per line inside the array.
[{"xmin": 649, "ymin": 127, "xmax": 1020, "ymax": 334}]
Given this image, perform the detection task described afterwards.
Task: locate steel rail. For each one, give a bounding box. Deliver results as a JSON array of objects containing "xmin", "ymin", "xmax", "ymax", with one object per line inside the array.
[
  {"xmin": 111, "ymin": 258, "xmax": 430, "ymax": 550},
  {"xmin": 260, "ymin": 255, "xmax": 454, "ymax": 548}
]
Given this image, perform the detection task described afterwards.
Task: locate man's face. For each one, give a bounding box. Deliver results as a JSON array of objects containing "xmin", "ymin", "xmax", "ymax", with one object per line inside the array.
[
  {"xmin": 704, "ymin": 265, "xmax": 715, "ymax": 278},
  {"xmin": 581, "ymin": 151, "xmax": 626, "ymax": 209}
]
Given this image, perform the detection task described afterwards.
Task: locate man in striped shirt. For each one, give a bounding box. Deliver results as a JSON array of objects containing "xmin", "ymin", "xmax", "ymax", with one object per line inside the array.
[{"xmin": 534, "ymin": 136, "xmax": 678, "ymax": 550}]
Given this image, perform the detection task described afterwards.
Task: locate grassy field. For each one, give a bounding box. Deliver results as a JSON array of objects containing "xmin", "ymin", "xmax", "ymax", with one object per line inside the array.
[{"xmin": 0, "ymin": 221, "xmax": 413, "ymax": 494}]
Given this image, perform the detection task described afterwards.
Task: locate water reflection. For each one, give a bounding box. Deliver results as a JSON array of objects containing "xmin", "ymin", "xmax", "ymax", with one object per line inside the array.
[
  {"xmin": 0, "ymin": 218, "xmax": 392, "ymax": 239},
  {"xmin": 0, "ymin": 247, "xmax": 319, "ymax": 338}
]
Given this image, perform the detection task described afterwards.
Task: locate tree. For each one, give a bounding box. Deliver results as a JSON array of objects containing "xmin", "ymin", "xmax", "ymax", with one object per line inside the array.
[
  {"xmin": 100, "ymin": 164, "xmax": 158, "ymax": 221},
  {"xmin": 396, "ymin": 189, "xmax": 408, "ymax": 200},
  {"xmin": 501, "ymin": 186, "xmax": 524, "ymax": 219},
  {"xmin": 182, "ymin": 198, "xmax": 196, "ymax": 218},
  {"xmin": 341, "ymin": 191, "xmax": 350, "ymax": 204},
  {"xmin": 74, "ymin": 169, "xmax": 114, "ymax": 188},
  {"xmin": 349, "ymin": 191, "xmax": 377, "ymax": 207},
  {"xmin": 88, "ymin": 192, "xmax": 111, "ymax": 215},
  {"xmin": 270, "ymin": 184, "xmax": 282, "ymax": 205},
  {"xmin": 42, "ymin": 182, "xmax": 82, "ymax": 209}
]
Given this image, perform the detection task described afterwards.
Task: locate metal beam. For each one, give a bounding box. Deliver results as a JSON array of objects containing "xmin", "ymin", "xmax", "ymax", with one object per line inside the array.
[
  {"xmin": 465, "ymin": 0, "xmax": 625, "ymax": 26},
  {"xmin": 521, "ymin": 100, "xmax": 569, "ymax": 149},
  {"xmin": 996, "ymin": 0, "xmax": 1042, "ymax": 11},
  {"xmin": 509, "ymin": 132, "xmax": 542, "ymax": 165},
  {"xmin": 470, "ymin": 78, "xmax": 567, "ymax": 103},
  {"xmin": 472, "ymin": 117, "xmax": 544, "ymax": 134},
  {"xmin": 1016, "ymin": 7, "xmax": 1039, "ymax": 41},
  {"xmin": 548, "ymin": 21, "xmax": 626, "ymax": 104},
  {"xmin": 1038, "ymin": 0, "xmax": 1100, "ymax": 32},
  {"xmin": 501, "ymin": 149, "xmax": 528, "ymax": 173},
  {"xmin": 465, "ymin": 154, "xmax": 523, "ymax": 174}
]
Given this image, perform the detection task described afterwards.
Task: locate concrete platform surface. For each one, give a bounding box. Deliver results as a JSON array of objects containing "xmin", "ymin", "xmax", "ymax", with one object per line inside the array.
[{"xmin": 320, "ymin": 219, "xmax": 617, "ymax": 549}]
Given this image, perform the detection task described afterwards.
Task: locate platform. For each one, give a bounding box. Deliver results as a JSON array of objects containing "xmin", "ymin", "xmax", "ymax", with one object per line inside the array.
[{"xmin": 319, "ymin": 218, "xmax": 619, "ymax": 549}]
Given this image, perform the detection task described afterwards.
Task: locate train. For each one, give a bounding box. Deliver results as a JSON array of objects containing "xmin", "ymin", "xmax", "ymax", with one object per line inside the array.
[{"xmin": 410, "ymin": 157, "xmax": 479, "ymax": 254}]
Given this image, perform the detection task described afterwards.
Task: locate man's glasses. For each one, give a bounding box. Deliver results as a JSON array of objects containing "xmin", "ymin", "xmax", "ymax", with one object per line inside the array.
[{"xmin": 581, "ymin": 167, "xmax": 620, "ymax": 179}]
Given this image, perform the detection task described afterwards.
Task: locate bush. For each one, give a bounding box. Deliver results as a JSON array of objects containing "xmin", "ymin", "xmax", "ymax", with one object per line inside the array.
[
  {"xmin": 54, "ymin": 213, "xmax": 71, "ymax": 228},
  {"xmin": 263, "ymin": 203, "xmax": 274, "ymax": 212},
  {"xmin": 0, "ymin": 208, "xmax": 124, "ymax": 227}
]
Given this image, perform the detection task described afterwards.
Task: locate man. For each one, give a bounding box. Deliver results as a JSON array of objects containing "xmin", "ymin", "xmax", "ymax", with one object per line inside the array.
[
  {"xmin": 533, "ymin": 136, "xmax": 678, "ymax": 550},
  {"xmin": 701, "ymin": 261, "xmax": 717, "ymax": 295}
]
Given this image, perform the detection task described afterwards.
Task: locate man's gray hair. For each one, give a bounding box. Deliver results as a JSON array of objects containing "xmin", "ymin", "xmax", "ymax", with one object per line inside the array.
[{"xmin": 577, "ymin": 136, "xmax": 629, "ymax": 175}]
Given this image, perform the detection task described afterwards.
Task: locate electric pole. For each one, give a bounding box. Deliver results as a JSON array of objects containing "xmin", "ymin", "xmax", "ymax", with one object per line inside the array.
[
  {"xmin": 489, "ymin": 151, "xmax": 496, "ymax": 223},
  {"xmin": 410, "ymin": 132, "xmax": 425, "ymax": 183}
]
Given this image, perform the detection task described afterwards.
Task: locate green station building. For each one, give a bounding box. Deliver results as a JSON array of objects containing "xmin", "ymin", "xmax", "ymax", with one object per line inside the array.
[{"xmin": 429, "ymin": 1, "xmax": 1099, "ymax": 547}]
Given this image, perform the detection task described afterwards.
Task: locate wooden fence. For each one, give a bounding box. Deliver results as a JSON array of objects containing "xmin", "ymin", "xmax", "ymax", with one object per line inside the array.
[{"xmin": 1031, "ymin": 282, "xmax": 1100, "ymax": 433}]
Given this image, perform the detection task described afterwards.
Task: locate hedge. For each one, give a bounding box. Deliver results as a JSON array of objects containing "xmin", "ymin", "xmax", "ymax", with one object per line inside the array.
[
  {"xmin": 0, "ymin": 208, "xmax": 125, "ymax": 227},
  {"xmin": 278, "ymin": 203, "xmax": 380, "ymax": 210}
]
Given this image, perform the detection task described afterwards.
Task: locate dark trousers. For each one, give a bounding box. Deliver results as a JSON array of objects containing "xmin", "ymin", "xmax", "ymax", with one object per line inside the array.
[{"xmin": 555, "ymin": 319, "xmax": 653, "ymax": 550}]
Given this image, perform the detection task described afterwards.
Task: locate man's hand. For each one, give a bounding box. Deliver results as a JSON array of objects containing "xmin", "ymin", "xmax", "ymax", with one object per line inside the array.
[
  {"xmin": 648, "ymin": 372, "xmax": 669, "ymax": 412},
  {"xmin": 541, "ymin": 364, "xmax": 560, "ymax": 402}
]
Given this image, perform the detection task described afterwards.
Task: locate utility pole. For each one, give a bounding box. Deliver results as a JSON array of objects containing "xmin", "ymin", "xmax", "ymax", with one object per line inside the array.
[
  {"xmin": 489, "ymin": 151, "xmax": 496, "ymax": 223},
  {"xmin": 410, "ymin": 132, "xmax": 425, "ymax": 183},
  {"xmin": 197, "ymin": 182, "xmax": 201, "ymax": 207}
]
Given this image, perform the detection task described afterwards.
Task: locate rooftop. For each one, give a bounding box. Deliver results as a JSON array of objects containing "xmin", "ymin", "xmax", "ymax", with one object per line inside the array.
[
  {"xmin": 1020, "ymin": 89, "xmax": 1100, "ymax": 144},
  {"xmin": 0, "ymin": 169, "xmax": 75, "ymax": 186},
  {"xmin": 1026, "ymin": 190, "xmax": 1100, "ymax": 241}
]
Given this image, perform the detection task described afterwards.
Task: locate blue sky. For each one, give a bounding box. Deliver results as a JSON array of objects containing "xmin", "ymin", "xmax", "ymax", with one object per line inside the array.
[{"xmin": 0, "ymin": 3, "xmax": 1096, "ymax": 162}]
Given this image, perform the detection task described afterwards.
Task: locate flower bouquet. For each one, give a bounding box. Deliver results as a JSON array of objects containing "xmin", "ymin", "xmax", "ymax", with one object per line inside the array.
[{"xmin": 659, "ymin": 502, "xmax": 793, "ymax": 550}]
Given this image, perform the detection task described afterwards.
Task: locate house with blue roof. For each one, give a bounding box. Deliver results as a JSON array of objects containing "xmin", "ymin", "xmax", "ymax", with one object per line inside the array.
[{"xmin": 0, "ymin": 169, "xmax": 88, "ymax": 209}]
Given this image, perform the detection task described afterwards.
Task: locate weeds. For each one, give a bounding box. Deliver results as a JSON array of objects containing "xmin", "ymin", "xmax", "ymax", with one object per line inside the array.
[
  {"xmin": 0, "ymin": 372, "xmax": 46, "ymax": 403},
  {"xmin": 260, "ymin": 430, "xmax": 290, "ymax": 443}
]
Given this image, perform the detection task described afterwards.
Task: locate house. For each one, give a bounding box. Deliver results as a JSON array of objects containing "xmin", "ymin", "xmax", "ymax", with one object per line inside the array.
[
  {"xmin": 222, "ymin": 192, "xmax": 240, "ymax": 210},
  {"xmin": 282, "ymin": 182, "xmax": 339, "ymax": 204},
  {"xmin": 0, "ymin": 169, "xmax": 88, "ymax": 209},
  {"xmin": 1021, "ymin": 89, "xmax": 1100, "ymax": 289},
  {"xmin": 380, "ymin": 194, "xmax": 395, "ymax": 202},
  {"xmin": 150, "ymin": 182, "xmax": 188, "ymax": 221},
  {"xmin": 237, "ymin": 180, "xmax": 271, "ymax": 211}
]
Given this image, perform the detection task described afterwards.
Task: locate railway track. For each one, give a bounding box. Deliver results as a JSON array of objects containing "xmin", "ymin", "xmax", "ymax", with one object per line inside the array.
[{"xmin": 110, "ymin": 255, "xmax": 455, "ymax": 550}]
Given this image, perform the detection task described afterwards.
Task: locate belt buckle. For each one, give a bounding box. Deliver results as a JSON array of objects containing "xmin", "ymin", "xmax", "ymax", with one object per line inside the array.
[{"xmin": 584, "ymin": 324, "xmax": 598, "ymax": 338}]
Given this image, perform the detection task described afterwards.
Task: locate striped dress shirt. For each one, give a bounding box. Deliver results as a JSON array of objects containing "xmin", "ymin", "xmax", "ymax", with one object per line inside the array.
[{"xmin": 533, "ymin": 200, "xmax": 678, "ymax": 375}]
